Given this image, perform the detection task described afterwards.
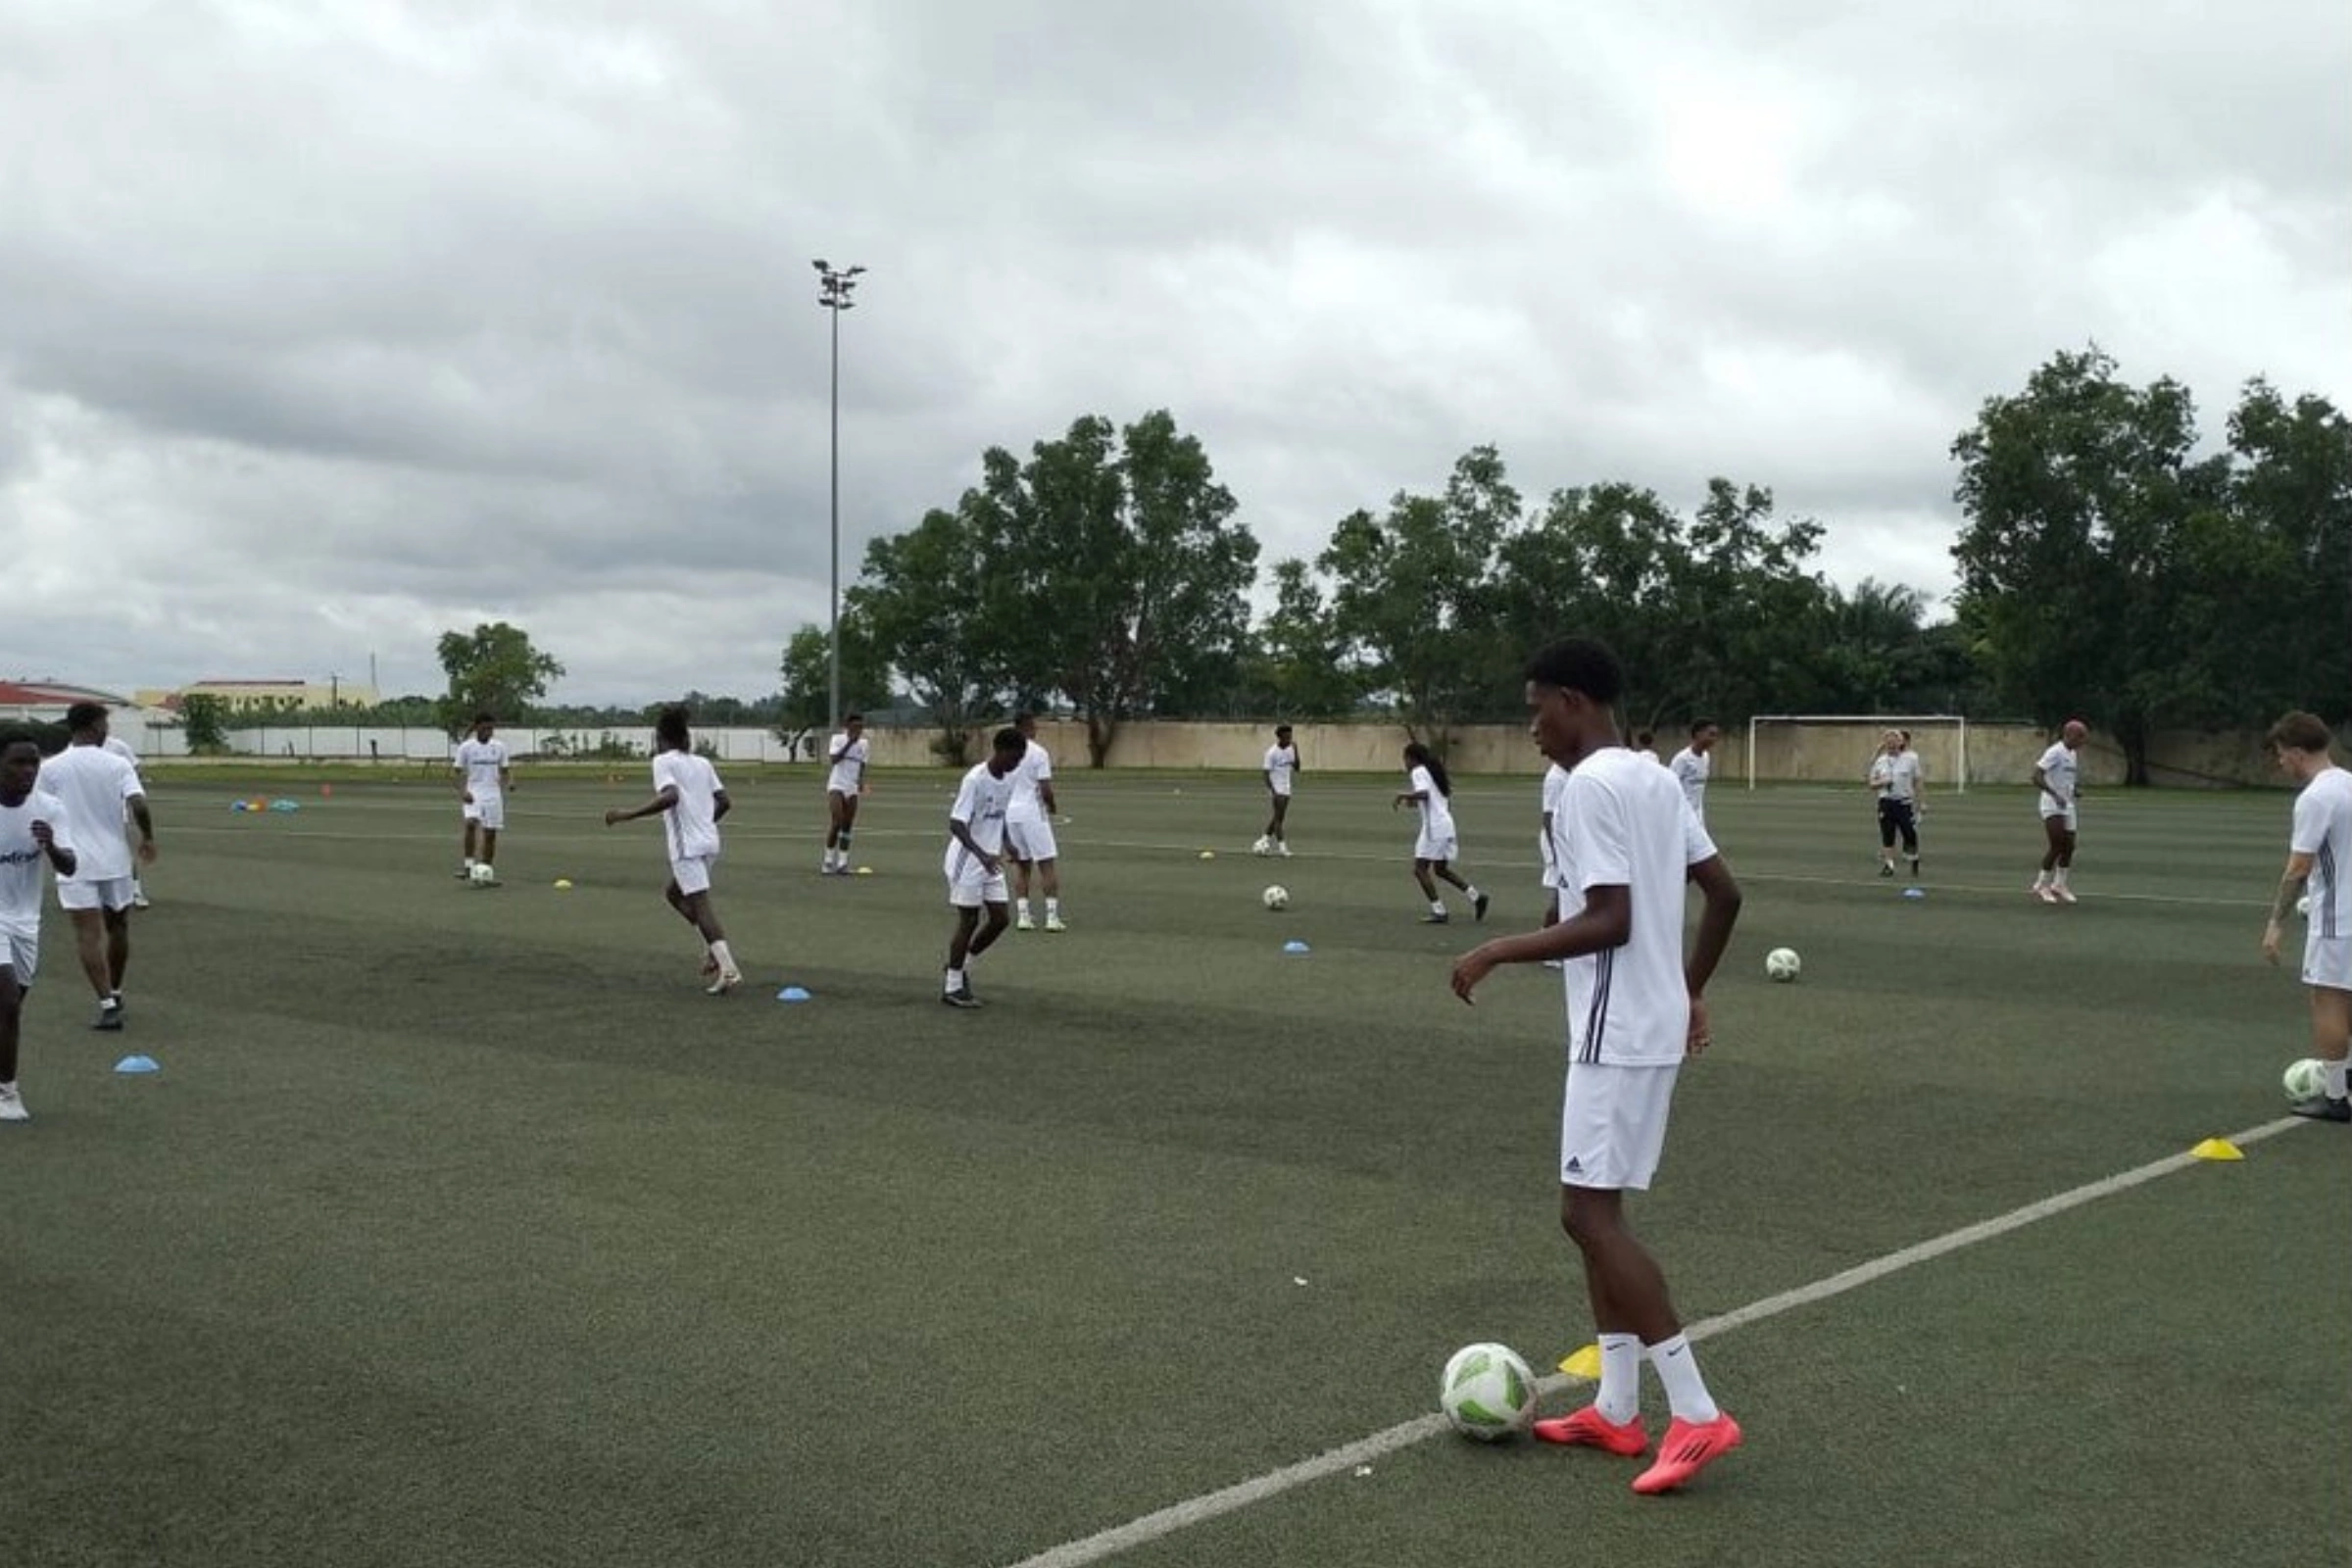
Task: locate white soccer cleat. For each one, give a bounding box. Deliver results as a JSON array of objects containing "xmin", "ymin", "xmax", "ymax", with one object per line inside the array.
[
  {"xmin": 707, "ymin": 968, "xmax": 744, "ymax": 996},
  {"xmin": 1044, "ymin": 915, "xmax": 1067, "ymax": 933},
  {"xmin": 1277, "ymin": 843, "xmax": 1293, "ymax": 858},
  {"xmin": 1251, "ymin": 837, "xmax": 1271, "ymax": 857},
  {"xmin": 0, "ymin": 1082, "xmax": 26, "ymax": 1122},
  {"xmin": 2033, "ymin": 884, "xmax": 2058, "ymax": 905},
  {"xmin": 1015, "ymin": 910, "xmax": 1036, "ymax": 932},
  {"xmin": 2054, "ymin": 886, "xmax": 2078, "ymax": 905}
]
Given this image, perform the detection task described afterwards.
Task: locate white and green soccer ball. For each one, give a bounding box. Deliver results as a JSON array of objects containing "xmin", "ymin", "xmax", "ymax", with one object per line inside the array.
[
  {"xmin": 469, "ymin": 862, "xmax": 496, "ymax": 886},
  {"xmin": 2282, "ymin": 1058, "xmax": 2328, "ymax": 1102},
  {"xmin": 1251, "ymin": 836, "xmax": 1274, "ymax": 858},
  {"xmin": 1765, "ymin": 947, "xmax": 1801, "ymax": 982},
  {"xmin": 1261, "ymin": 885, "xmax": 1290, "ymax": 911},
  {"xmin": 1440, "ymin": 1343, "xmax": 1537, "ymax": 1442},
  {"xmin": 2297, "ymin": 893, "xmax": 2311, "ymax": 918}
]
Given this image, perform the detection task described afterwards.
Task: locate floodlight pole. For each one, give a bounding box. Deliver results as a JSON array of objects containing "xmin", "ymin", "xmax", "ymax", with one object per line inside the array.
[{"xmin": 813, "ymin": 259, "xmax": 865, "ymax": 738}]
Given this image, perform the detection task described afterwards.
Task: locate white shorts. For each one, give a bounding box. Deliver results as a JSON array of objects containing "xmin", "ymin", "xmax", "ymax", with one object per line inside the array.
[
  {"xmin": 465, "ymin": 795, "xmax": 507, "ymax": 831},
  {"xmin": 1415, "ymin": 827, "xmax": 1458, "ymax": 863},
  {"xmin": 670, "ymin": 855, "xmax": 715, "ymax": 896},
  {"xmin": 2305, "ymin": 932, "xmax": 2352, "ymax": 993},
  {"xmin": 1559, "ymin": 1060, "xmax": 1681, "ymax": 1191},
  {"xmin": 1005, "ymin": 814, "xmax": 1058, "ymax": 862},
  {"xmin": 947, "ymin": 866, "xmax": 1010, "ymax": 908},
  {"xmin": 2038, "ymin": 805, "xmax": 2077, "ymax": 832},
  {"xmin": 59, "ymin": 877, "xmax": 135, "ymax": 913},
  {"xmin": 2, "ymin": 925, "xmax": 36, "ymax": 986}
]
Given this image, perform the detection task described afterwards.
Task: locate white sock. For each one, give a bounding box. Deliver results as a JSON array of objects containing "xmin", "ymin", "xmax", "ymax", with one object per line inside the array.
[
  {"xmin": 1466, "ymin": 884, "xmax": 1483, "ymax": 902},
  {"xmin": 2326, "ymin": 1058, "xmax": 2348, "ymax": 1101},
  {"xmin": 1594, "ymin": 1333, "xmax": 1643, "ymax": 1424},
  {"xmin": 2034, "ymin": 870, "xmax": 2050, "ymax": 888},
  {"xmin": 463, "ymin": 857, "xmax": 475, "ymax": 871},
  {"xmin": 1430, "ymin": 900, "xmax": 1447, "ymax": 916},
  {"xmin": 1046, "ymin": 898, "xmax": 1060, "ymax": 918},
  {"xmin": 1646, "ymin": 1334, "xmax": 1720, "ymax": 1424},
  {"xmin": 709, "ymin": 939, "xmax": 736, "ymax": 974},
  {"xmin": 2054, "ymin": 867, "xmax": 2071, "ymax": 889},
  {"xmin": 1018, "ymin": 899, "xmax": 1032, "ymax": 921},
  {"xmin": 944, "ymin": 967, "xmax": 964, "ymax": 995}
]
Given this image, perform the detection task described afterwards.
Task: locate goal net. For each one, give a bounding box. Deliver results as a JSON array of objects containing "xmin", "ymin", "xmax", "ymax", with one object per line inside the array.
[{"xmin": 1745, "ymin": 714, "xmax": 1970, "ymax": 794}]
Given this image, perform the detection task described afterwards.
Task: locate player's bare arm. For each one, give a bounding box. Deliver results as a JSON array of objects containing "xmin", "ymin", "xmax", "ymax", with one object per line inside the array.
[
  {"xmin": 1682, "ymin": 855, "xmax": 1743, "ymax": 1051},
  {"xmin": 605, "ymin": 785, "xmax": 680, "ymax": 827},
  {"xmin": 950, "ymin": 818, "xmax": 999, "ymax": 876},
  {"xmin": 1450, "ymin": 884, "xmax": 1631, "ymax": 1004},
  {"xmin": 128, "ymin": 795, "xmax": 158, "ymax": 863},
  {"xmin": 712, "ymin": 789, "xmax": 732, "ymax": 824},
  {"xmin": 2263, "ymin": 851, "xmax": 2313, "ymax": 964},
  {"xmin": 30, "ymin": 818, "xmax": 76, "ymax": 878}
]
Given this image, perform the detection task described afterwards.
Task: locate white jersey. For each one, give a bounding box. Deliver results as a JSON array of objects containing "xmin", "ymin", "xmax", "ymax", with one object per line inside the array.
[
  {"xmin": 1006, "ymin": 740, "xmax": 1054, "ymax": 821},
  {"xmin": 826, "ymin": 732, "xmax": 870, "ymax": 795},
  {"xmin": 1264, "ymin": 744, "xmax": 1298, "ymax": 797},
  {"xmin": 2292, "ymin": 766, "xmax": 2352, "ymax": 943},
  {"xmin": 1668, "ymin": 746, "xmax": 1711, "ymax": 822},
  {"xmin": 0, "ymin": 788, "xmax": 71, "ymax": 934},
  {"xmin": 1870, "ymin": 751, "xmax": 1922, "ymax": 803},
  {"xmin": 1408, "ymin": 764, "xmax": 1455, "ymax": 838},
  {"xmin": 102, "ymin": 734, "xmax": 142, "ymax": 777},
  {"xmin": 2035, "ymin": 742, "xmax": 2079, "ymax": 817},
  {"xmin": 1551, "ymin": 748, "xmax": 1720, "ymax": 1067},
  {"xmin": 945, "ymin": 761, "xmax": 1017, "ymax": 874},
  {"xmin": 653, "ymin": 751, "xmax": 724, "ymax": 860},
  {"xmin": 455, "ymin": 736, "xmax": 510, "ymax": 797},
  {"xmin": 1539, "ymin": 762, "xmax": 1571, "ymax": 885},
  {"xmin": 37, "ymin": 745, "xmax": 142, "ymax": 884}
]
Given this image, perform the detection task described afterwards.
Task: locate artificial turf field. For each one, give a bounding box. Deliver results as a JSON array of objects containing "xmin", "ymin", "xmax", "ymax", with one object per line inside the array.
[{"xmin": 3, "ymin": 763, "xmax": 2346, "ymax": 1568}]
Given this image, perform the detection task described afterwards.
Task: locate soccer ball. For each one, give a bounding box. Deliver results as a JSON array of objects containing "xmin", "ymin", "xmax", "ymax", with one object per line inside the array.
[
  {"xmin": 1262, "ymin": 885, "xmax": 1290, "ymax": 911},
  {"xmin": 1439, "ymin": 1343, "xmax": 1537, "ymax": 1442},
  {"xmin": 2282, "ymin": 1058, "xmax": 2328, "ymax": 1102},
  {"xmin": 1251, "ymin": 836, "xmax": 1273, "ymax": 857},
  {"xmin": 469, "ymin": 862, "xmax": 496, "ymax": 886},
  {"xmin": 2297, "ymin": 893, "xmax": 2311, "ymax": 918},
  {"xmin": 1764, "ymin": 947, "xmax": 1801, "ymax": 982}
]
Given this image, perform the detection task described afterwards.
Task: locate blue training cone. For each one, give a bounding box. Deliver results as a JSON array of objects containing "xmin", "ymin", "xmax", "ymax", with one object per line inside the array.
[
  {"xmin": 1282, "ymin": 940, "xmax": 1311, "ymax": 955},
  {"xmin": 1901, "ymin": 887, "xmax": 1926, "ymax": 900},
  {"xmin": 776, "ymin": 986, "xmax": 812, "ymax": 1003},
  {"xmin": 114, "ymin": 1054, "xmax": 160, "ymax": 1074}
]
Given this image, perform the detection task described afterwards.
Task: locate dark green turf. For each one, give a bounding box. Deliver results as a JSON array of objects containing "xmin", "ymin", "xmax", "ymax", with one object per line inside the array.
[{"xmin": 2, "ymin": 769, "xmax": 2342, "ymax": 1567}]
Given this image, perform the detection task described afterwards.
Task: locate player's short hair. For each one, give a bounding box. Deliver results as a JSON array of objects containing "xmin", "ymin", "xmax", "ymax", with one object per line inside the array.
[
  {"xmin": 2267, "ymin": 711, "xmax": 2334, "ymax": 755},
  {"xmin": 1690, "ymin": 718, "xmax": 1721, "ymax": 737},
  {"xmin": 1274, "ymin": 723, "xmax": 1293, "ymax": 738},
  {"xmin": 991, "ymin": 725, "xmax": 1025, "ymax": 755},
  {"xmin": 1635, "ymin": 729, "xmax": 1654, "ymax": 747},
  {"xmin": 1012, "ymin": 710, "xmax": 1036, "ymax": 729},
  {"xmin": 845, "ymin": 711, "xmax": 864, "ymax": 725},
  {"xmin": 1524, "ymin": 638, "xmax": 1623, "ymax": 703},
  {"xmin": 473, "ymin": 711, "xmax": 495, "ymax": 725},
  {"xmin": 655, "ymin": 705, "xmax": 692, "ymax": 750},
  {"xmin": 64, "ymin": 702, "xmax": 108, "ymax": 732},
  {"xmin": 1, "ymin": 736, "xmax": 39, "ymax": 760}
]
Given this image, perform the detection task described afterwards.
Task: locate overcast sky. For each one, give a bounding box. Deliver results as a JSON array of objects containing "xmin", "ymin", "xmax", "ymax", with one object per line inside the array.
[{"xmin": 3, "ymin": 0, "xmax": 2345, "ymax": 706}]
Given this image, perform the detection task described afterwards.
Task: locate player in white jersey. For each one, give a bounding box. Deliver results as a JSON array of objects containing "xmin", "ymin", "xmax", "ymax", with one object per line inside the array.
[
  {"xmin": 1867, "ymin": 728, "xmax": 1925, "ymax": 878},
  {"xmin": 1395, "ymin": 741, "xmax": 1487, "ymax": 923},
  {"xmin": 43, "ymin": 705, "xmax": 157, "ymax": 1032},
  {"xmin": 1666, "ymin": 721, "xmax": 1720, "ymax": 827},
  {"xmin": 2261, "ymin": 711, "xmax": 2352, "ymax": 1122},
  {"xmin": 452, "ymin": 713, "xmax": 514, "ymax": 885},
  {"xmin": 1538, "ymin": 760, "xmax": 1571, "ymax": 969},
  {"xmin": 941, "ymin": 726, "xmax": 1027, "ymax": 1007},
  {"xmin": 2030, "ymin": 719, "xmax": 2087, "ymax": 904},
  {"xmin": 0, "ymin": 739, "xmax": 79, "ymax": 1120},
  {"xmin": 1255, "ymin": 724, "xmax": 1299, "ymax": 858},
  {"xmin": 1005, "ymin": 711, "xmax": 1065, "ymax": 932},
  {"xmin": 101, "ymin": 732, "xmax": 150, "ymax": 907},
  {"xmin": 821, "ymin": 713, "xmax": 870, "ymax": 876},
  {"xmin": 1451, "ymin": 637, "xmax": 1745, "ymax": 1495},
  {"xmin": 604, "ymin": 706, "xmax": 741, "ymax": 994}
]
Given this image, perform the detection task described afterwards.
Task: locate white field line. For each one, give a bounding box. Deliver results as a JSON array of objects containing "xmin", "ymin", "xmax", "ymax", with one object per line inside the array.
[{"xmin": 1004, "ymin": 1115, "xmax": 2307, "ymax": 1568}]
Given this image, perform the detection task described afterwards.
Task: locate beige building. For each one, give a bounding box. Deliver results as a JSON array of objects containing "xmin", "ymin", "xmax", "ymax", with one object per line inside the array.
[{"xmin": 135, "ymin": 678, "xmax": 380, "ymax": 712}]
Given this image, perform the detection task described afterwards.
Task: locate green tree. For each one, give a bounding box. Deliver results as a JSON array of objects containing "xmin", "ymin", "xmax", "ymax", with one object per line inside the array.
[
  {"xmin": 435, "ymin": 622, "xmax": 564, "ymax": 735},
  {"xmin": 965, "ymin": 411, "xmax": 1260, "ymax": 765},
  {"xmin": 1239, "ymin": 558, "xmax": 1362, "ymax": 718},
  {"xmin": 177, "ymin": 693, "xmax": 231, "ymax": 753},
  {"xmin": 2225, "ymin": 381, "xmax": 2352, "ymax": 723},
  {"xmin": 853, "ymin": 509, "xmax": 1003, "ymax": 764},
  {"xmin": 778, "ymin": 615, "xmax": 889, "ymax": 739},
  {"xmin": 1495, "ymin": 481, "xmax": 1691, "ymax": 729},
  {"xmin": 1319, "ymin": 446, "xmax": 1520, "ymax": 743}
]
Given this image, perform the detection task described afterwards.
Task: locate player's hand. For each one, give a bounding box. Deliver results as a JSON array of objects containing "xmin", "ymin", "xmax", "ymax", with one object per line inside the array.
[
  {"xmin": 462, "ymin": 790, "xmax": 474, "ymax": 805},
  {"xmin": 1449, "ymin": 945, "xmax": 1499, "ymax": 1004},
  {"xmin": 137, "ymin": 840, "xmax": 158, "ymax": 865},
  {"xmin": 603, "ymin": 808, "xmax": 623, "ymax": 827},
  {"xmin": 2262, "ymin": 919, "xmax": 2282, "ymax": 965},
  {"xmin": 1687, "ymin": 996, "xmax": 1714, "ymax": 1056},
  {"xmin": 30, "ymin": 818, "xmax": 52, "ymax": 848},
  {"xmin": 981, "ymin": 855, "xmax": 1001, "ymax": 876}
]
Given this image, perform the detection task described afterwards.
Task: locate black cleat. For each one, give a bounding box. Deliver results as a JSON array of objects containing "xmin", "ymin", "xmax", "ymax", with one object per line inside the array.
[
  {"xmin": 2289, "ymin": 1095, "xmax": 2351, "ymax": 1123},
  {"xmin": 1879, "ymin": 861, "xmax": 1894, "ymax": 877},
  {"xmin": 942, "ymin": 986, "xmax": 982, "ymax": 1009},
  {"xmin": 94, "ymin": 1002, "xmax": 124, "ymax": 1032},
  {"xmin": 1420, "ymin": 911, "xmax": 1451, "ymax": 925},
  {"xmin": 1472, "ymin": 892, "xmax": 1491, "ymax": 922}
]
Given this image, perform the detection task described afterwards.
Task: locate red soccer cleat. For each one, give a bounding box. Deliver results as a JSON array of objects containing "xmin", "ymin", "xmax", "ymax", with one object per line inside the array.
[
  {"xmin": 1532, "ymin": 1404, "xmax": 1648, "ymax": 1457},
  {"xmin": 1631, "ymin": 1413, "xmax": 1742, "ymax": 1494}
]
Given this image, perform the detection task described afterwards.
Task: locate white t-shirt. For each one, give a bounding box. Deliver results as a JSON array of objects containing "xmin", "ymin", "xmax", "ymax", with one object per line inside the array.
[
  {"xmin": 1006, "ymin": 740, "xmax": 1054, "ymax": 821},
  {"xmin": 653, "ymin": 751, "xmax": 724, "ymax": 860},
  {"xmin": 2292, "ymin": 765, "xmax": 2352, "ymax": 942},
  {"xmin": 1669, "ymin": 746, "xmax": 1710, "ymax": 822},
  {"xmin": 1539, "ymin": 762, "xmax": 1571, "ymax": 885},
  {"xmin": 455, "ymin": 736, "xmax": 510, "ymax": 797},
  {"xmin": 38, "ymin": 745, "xmax": 142, "ymax": 883},
  {"xmin": 1408, "ymin": 764, "xmax": 1455, "ymax": 839},
  {"xmin": 1264, "ymin": 744, "xmax": 1298, "ymax": 797},
  {"xmin": 1551, "ymin": 748, "xmax": 1720, "ymax": 1067},
  {"xmin": 102, "ymin": 734, "xmax": 141, "ymax": 773},
  {"xmin": 826, "ymin": 733, "xmax": 870, "ymax": 795},
  {"xmin": 2035, "ymin": 742, "xmax": 2079, "ymax": 818},
  {"xmin": 1870, "ymin": 751, "xmax": 1922, "ymax": 803},
  {"xmin": 0, "ymin": 788, "xmax": 71, "ymax": 934},
  {"xmin": 945, "ymin": 760, "xmax": 1017, "ymax": 872}
]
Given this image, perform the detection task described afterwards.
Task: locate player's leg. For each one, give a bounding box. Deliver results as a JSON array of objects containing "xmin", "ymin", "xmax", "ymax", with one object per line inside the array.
[
  {"xmin": 1036, "ymin": 856, "xmax": 1064, "ymax": 930},
  {"xmin": 834, "ymin": 791, "xmax": 858, "ymax": 872},
  {"xmin": 2052, "ymin": 821, "xmax": 2079, "ymax": 902},
  {"xmin": 1412, "ymin": 857, "xmax": 1447, "ymax": 920},
  {"xmin": 62, "ymin": 897, "xmax": 119, "ymax": 1029},
  {"xmin": 823, "ymin": 792, "xmax": 845, "ymax": 872},
  {"xmin": 478, "ymin": 826, "xmax": 500, "ymax": 880},
  {"xmin": 1431, "ymin": 853, "xmax": 1488, "ymax": 921},
  {"xmin": 102, "ymin": 903, "xmax": 130, "ymax": 1001},
  {"xmin": 943, "ymin": 893, "xmax": 983, "ymax": 1005},
  {"xmin": 1878, "ymin": 801, "xmax": 1898, "ymax": 873},
  {"xmin": 2034, "ymin": 817, "xmax": 2064, "ymax": 901},
  {"xmin": 1011, "ymin": 825, "xmax": 1037, "ymax": 929},
  {"xmin": 1899, "ymin": 803, "xmax": 1920, "ymax": 874},
  {"xmin": 673, "ymin": 859, "xmax": 736, "ymax": 990},
  {"xmin": 0, "ymin": 957, "xmax": 27, "ymax": 1120},
  {"xmin": 460, "ymin": 813, "xmax": 479, "ymax": 877},
  {"xmin": 2291, "ymin": 972, "xmax": 2351, "ymax": 1118}
]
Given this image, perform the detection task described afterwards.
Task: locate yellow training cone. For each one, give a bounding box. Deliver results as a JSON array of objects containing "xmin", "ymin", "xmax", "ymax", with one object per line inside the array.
[
  {"xmin": 1199, "ymin": 850, "xmax": 1215, "ymax": 859},
  {"xmin": 1558, "ymin": 1344, "xmax": 1603, "ymax": 1379},
  {"xmin": 2189, "ymin": 1138, "xmax": 2244, "ymax": 1162}
]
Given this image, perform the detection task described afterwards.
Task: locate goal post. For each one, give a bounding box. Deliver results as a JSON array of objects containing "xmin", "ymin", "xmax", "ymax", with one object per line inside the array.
[{"xmin": 1745, "ymin": 714, "xmax": 1970, "ymax": 794}]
